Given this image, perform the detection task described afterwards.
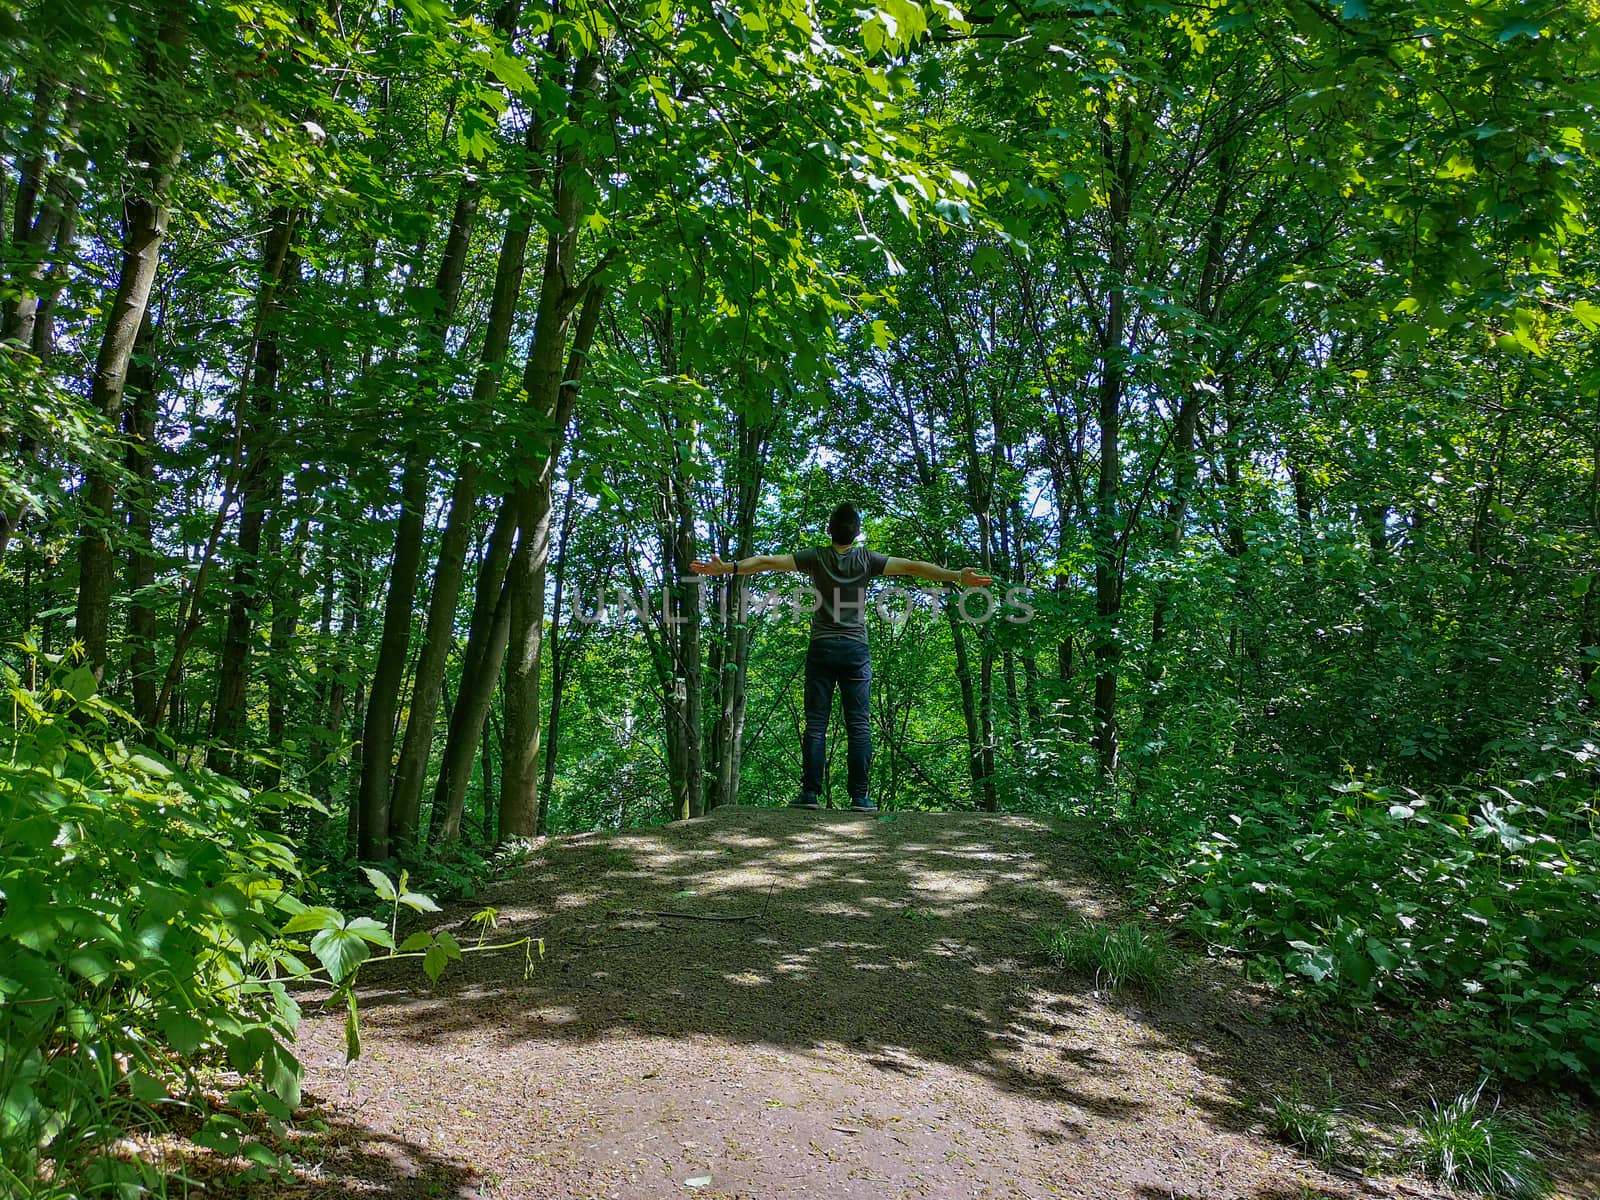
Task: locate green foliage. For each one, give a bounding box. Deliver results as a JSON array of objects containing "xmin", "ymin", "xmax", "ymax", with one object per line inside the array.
[
  {"xmin": 1265, "ymin": 1090, "xmax": 1343, "ymax": 1166},
  {"xmin": 0, "ymin": 663, "xmax": 515, "ymax": 1194},
  {"xmin": 1152, "ymin": 746, "xmax": 1600, "ymax": 1090},
  {"xmin": 0, "ymin": 663, "xmax": 315, "ymax": 1192},
  {"xmin": 1037, "ymin": 918, "xmax": 1174, "ymax": 997},
  {"xmin": 1411, "ymin": 1082, "xmax": 1550, "ymax": 1200}
]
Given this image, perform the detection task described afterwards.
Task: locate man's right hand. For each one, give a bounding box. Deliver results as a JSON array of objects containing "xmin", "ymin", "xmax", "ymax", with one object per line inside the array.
[
  {"xmin": 690, "ymin": 554, "xmax": 731, "ymax": 576},
  {"xmin": 958, "ymin": 566, "xmax": 994, "ymax": 587}
]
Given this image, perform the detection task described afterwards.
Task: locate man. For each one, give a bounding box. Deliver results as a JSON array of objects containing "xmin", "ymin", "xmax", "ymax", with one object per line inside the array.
[{"xmin": 691, "ymin": 502, "xmax": 992, "ymax": 811}]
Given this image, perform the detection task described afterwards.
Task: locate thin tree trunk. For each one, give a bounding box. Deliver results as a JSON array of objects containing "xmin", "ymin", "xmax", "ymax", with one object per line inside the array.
[
  {"xmin": 500, "ymin": 281, "xmax": 604, "ymax": 838},
  {"xmin": 264, "ymin": 510, "xmax": 310, "ymax": 789},
  {"xmin": 389, "ymin": 156, "xmax": 541, "ymax": 856},
  {"xmin": 538, "ymin": 470, "xmax": 583, "ymax": 830},
  {"xmin": 123, "ymin": 309, "xmax": 161, "ymax": 727},
  {"xmin": 429, "ymin": 498, "xmax": 518, "ymax": 846},
  {"xmin": 1091, "ymin": 116, "xmax": 1133, "ymax": 778},
  {"xmin": 356, "ymin": 181, "xmax": 484, "ymax": 860},
  {"xmin": 1581, "ymin": 429, "xmax": 1599, "ymax": 711},
  {"xmin": 72, "ymin": 4, "xmax": 186, "ymax": 676},
  {"xmin": 210, "ymin": 211, "xmax": 297, "ymax": 770},
  {"xmin": 947, "ymin": 606, "xmax": 992, "ymax": 809},
  {"xmin": 705, "ymin": 410, "xmax": 765, "ymax": 811}
]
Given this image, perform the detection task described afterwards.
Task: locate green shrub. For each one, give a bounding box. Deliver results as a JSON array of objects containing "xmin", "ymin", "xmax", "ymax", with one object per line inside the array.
[
  {"xmin": 1038, "ymin": 918, "xmax": 1174, "ymax": 996},
  {"xmin": 1155, "ymin": 750, "xmax": 1600, "ymax": 1090},
  {"xmin": 0, "ymin": 659, "xmax": 508, "ymax": 1195},
  {"xmin": 0, "ymin": 667, "xmax": 325, "ymax": 1193}
]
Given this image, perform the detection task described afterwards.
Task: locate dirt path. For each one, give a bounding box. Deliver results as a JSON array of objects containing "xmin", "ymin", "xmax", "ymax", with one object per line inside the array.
[{"xmin": 278, "ymin": 808, "xmax": 1593, "ymax": 1200}]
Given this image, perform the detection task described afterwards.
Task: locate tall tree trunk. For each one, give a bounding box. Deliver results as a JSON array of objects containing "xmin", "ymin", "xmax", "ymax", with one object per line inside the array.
[
  {"xmin": 389, "ymin": 157, "xmax": 540, "ymax": 856},
  {"xmin": 72, "ymin": 4, "xmax": 186, "ymax": 676},
  {"xmin": 264, "ymin": 509, "xmax": 310, "ymax": 789},
  {"xmin": 210, "ymin": 210, "xmax": 298, "ymax": 771},
  {"xmin": 499, "ymin": 280, "xmax": 604, "ymax": 839},
  {"xmin": 538, "ymin": 470, "xmax": 583, "ymax": 831},
  {"xmin": 123, "ymin": 309, "xmax": 161, "ymax": 728},
  {"xmin": 1581, "ymin": 429, "xmax": 1599, "ymax": 711},
  {"xmin": 1144, "ymin": 390, "xmax": 1202, "ymax": 688},
  {"xmin": 307, "ymin": 552, "xmax": 340, "ymax": 847},
  {"xmin": 947, "ymin": 606, "xmax": 993, "ymax": 809},
  {"xmin": 429, "ymin": 499, "xmax": 518, "ymax": 846},
  {"xmin": 705, "ymin": 409, "xmax": 767, "ymax": 811},
  {"xmin": 662, "ymin": 450, "xmax": 705, "ymax": 821},
  {"xmin": 356, "ymin": 180, "xmax": 484, "ymax": 860},
  {"xmin": 1090, "ymin": 116, "xmax": 1133, "ymax": 778}
]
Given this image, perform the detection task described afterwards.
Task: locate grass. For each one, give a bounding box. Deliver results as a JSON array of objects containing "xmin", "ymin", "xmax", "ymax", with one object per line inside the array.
[
  {"xmin": 1265, "ymin": 1091, "xmax": 1341, "ymax": 1165},
  {"xmin": 1411, "ymin": 1082, "xmax": 1549, "ymax": 1200},
  {"xmin": 1037, "ymin": 918, "xmax": 1173, "ymax": 996}
]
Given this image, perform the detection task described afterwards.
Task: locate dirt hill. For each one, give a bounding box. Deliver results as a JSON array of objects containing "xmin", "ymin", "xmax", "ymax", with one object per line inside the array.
[{"xmin": 279, "ymin": 806, "xmax": 1594, "ymax": 1200}]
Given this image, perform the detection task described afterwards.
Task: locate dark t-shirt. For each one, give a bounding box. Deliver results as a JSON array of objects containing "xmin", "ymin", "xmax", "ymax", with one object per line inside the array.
[{"xmin": 793, "ymin": 545, "xmax": 889, "ymax": 643}]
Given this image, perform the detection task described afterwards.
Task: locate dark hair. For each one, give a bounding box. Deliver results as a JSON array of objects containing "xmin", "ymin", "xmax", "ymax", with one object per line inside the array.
[{"xmin": 827, "ymin": 502, "xmax": 861, "ymax": 546}]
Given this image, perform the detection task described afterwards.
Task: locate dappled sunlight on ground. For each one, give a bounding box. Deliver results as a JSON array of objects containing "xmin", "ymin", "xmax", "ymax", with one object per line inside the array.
[{"xmin": 284, "ymin": 808, "xmax": 1592, "ymax": 1200}]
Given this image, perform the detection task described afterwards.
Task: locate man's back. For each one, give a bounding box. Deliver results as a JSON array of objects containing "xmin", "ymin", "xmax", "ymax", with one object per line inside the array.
[{"xmin": 793, "ymin": 545, "xmax": 888, "ymax": 642}]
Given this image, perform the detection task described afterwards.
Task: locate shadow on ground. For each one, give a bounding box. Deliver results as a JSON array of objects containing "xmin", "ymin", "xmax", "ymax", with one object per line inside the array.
[{"xmin": 289, "ymin": 805, "xmax": 1498, "ymax": 1199}]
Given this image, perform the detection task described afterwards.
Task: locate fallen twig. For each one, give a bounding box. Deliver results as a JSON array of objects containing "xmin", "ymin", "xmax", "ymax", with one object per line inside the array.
[{"xmin": 616, "ymin": 909, "xmax": 762, "ymax": 923}]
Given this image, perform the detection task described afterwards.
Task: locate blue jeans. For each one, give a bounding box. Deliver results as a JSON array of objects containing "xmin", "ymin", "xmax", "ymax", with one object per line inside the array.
[{"xmin": 800, "ymin": 636, "xmax": 872, "ymax": 805}]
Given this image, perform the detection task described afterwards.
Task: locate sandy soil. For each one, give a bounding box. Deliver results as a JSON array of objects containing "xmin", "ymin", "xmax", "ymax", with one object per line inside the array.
[{"xmin": 256, "ymin": 807, "xmax": 1596, "ymax": 1200}]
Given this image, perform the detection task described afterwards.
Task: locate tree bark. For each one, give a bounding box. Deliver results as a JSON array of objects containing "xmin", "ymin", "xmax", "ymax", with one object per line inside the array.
[
  {"xmin": 356, "ymin": 179, "xmax": 484, "ymax": 859},
  {"xmin": 210, "ymin": 210, "xmax": 298, "ymax": 771},
  {"xmin": 1090, "ymin": 115, "xmax": 1133, "ymax": 779},
  {"xmin": 499, "ymin": 280, "xmax": 604, "ymax": 838},
  {"xmin": 72, "ymin": 4, "xmax": 186, "ymax": 676},
  {"xmin": 429, "ymin": 498, "xmax": 518, "ymax": 846},
  {"xmin": 389, "ymin": 138, "xmax": 542, "ymax": 856},
  {"xmin": 705, "ymin": 408, "xmax": 767, "ymax": 811},
  {"xmin": 123, "ymin": 309, "xmax": 162, "ymax": 728},
  {"xmin": 538, "ymin": 470, "xmax": 584, "ymax": 831}
]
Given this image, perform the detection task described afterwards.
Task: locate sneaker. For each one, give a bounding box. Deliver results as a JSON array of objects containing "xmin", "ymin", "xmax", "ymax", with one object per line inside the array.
[
  {"xmin": 849, "ymin": 799, "xmax": 878, "ymax": 813},
  {"xmin": 789, "ymin": 797, "xmax": 820, "ymax": 810}
]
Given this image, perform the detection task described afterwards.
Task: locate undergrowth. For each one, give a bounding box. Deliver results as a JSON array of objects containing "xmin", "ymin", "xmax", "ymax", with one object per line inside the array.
[
  {"xmin": 0, "ymin": 656, "xmax": 524, "ymax": 1196},
  {"xmin": 1061, "ymin": 731, "xmax": 1600, "ymax": 1093},
  {"xmin": 1413, "ymin": 1082, "xmax": 1550, "ymax": 1200},
  {"xmin": 1038, "ymin": 919, "xmax": 1174, "ymax": 996}
]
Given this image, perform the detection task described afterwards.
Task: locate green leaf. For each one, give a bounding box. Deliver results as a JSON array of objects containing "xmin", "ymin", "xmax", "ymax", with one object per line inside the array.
[
  {"xmin": 398, "ymin": 931, "xmax": 433, "ymax": 953},
  {"xmin": 343, "ymin": 990, "xmax": 361, "ymax": 1062},
  {"xmin": 282, "ymin": 906, "xmax": 344, "ymax": 935},
  {"xmin": 346, "ymin": 917, "xmax": 395, "ymax": 948},
  {"xmin": 1366, "ymin": 939, "xmax": 1401, "ymax": 971},
  {"xmin": 62, "ymin": 666, "xmax": 98, "ymax": 702},
  {"xmin": 310, "ymin": 928, "xmax": 371, "ymax": 983},
  {"xmin": 398, "ymin": 890, "xmax": 441, "ymax": 913},
  {"xmin": 1340, "ymin": 948, "xmax": 1376, "ymax": 990},
  {"xmin": 362, "ymin": 867, "xmax": 398, "ymax": 902},
  {"xmin": 1571, "ymin": 299, "xmax": 1600, "ymax": 330},
  {"xmin": 423, "ymin": 942, "xmax": 450, "ymax": 983},
  {"xmin": 161, "ymin": 1011, "xmax": 208, "ymax": 1055},
  {"xmin": 261, "ymin": 1043, "xmax": 303, "ymax": 1108},
  {"xmin": 434, "ymin": 930, "xmax": 462, "ymax": 960},
  {"xmin": 65, "ymin": 948, "xmax": 115, "ymax": 985},
  {"xmin": 226, "ymin": 1026, "xmax": 274, "ymax": 1073}
]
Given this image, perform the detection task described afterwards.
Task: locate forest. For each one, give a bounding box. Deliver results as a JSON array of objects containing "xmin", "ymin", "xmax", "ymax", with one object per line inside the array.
[{"xmin": 1, "ymin": 0, "xmax": 1598, "ymax": 1195}]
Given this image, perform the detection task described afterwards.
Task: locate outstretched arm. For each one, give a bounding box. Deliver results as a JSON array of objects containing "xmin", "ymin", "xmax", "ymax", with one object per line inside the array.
[
  {"xmin": 689, "ymin": 552, "xmax": 799, "ymax": 576},
  {"xmin": 884, "ymin": 557, "xmax": 993, "ymax": 587}
]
